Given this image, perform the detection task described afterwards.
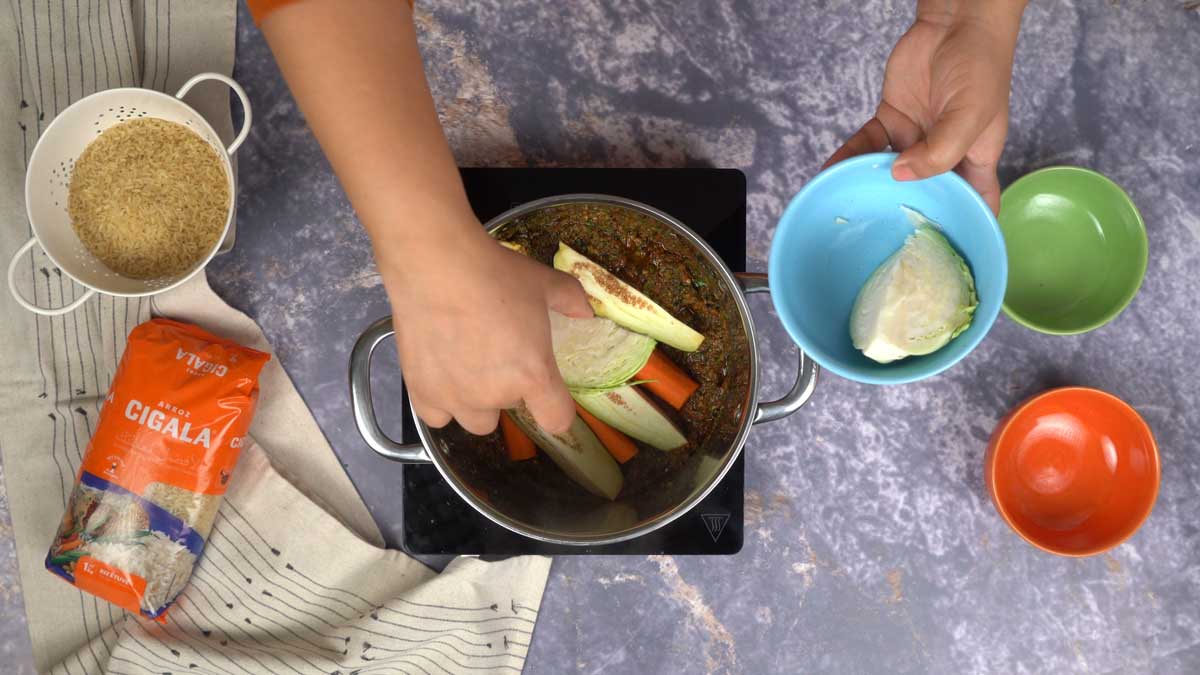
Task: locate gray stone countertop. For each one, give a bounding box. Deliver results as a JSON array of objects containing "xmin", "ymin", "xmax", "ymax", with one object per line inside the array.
[{"xmin": 3, "ymin": 1, "xmax": 1200, "ymax": 673}]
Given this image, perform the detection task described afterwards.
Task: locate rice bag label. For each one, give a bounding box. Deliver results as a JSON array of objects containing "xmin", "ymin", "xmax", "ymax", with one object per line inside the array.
[
  {"xmin": 79, "ymin": 319, "xmax": 265, "ymax": 497},
  {"xmin": 73, "ymin": 557, "xmax": 148, "ymax": 612},
  {"xmin": 47, "ymin": 318, "xmax": 269, "ymax": 622}
]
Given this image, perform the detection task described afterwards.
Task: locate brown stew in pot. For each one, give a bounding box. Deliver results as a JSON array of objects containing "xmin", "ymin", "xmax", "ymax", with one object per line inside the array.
[{"xmin": 436, "ymin": 202, "xmax": 748, "ymax": 506}]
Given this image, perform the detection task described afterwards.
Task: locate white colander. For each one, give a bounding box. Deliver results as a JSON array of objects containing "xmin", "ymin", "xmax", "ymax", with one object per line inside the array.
[{"xmin": 6, "ymin": 72, "xmax": 251, "ymax": 316}]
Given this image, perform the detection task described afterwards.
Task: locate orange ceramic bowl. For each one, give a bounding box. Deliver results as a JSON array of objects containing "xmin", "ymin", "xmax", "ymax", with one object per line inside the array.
[{"xmin": 985, "ymin": 387, "xmax": 1159, "ymax": 557}]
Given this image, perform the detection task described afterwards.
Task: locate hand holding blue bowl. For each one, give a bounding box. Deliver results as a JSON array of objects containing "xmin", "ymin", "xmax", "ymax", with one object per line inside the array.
[{"xmin": 767, "ymin": 153, "xmax": 1008, "ymax": 385}]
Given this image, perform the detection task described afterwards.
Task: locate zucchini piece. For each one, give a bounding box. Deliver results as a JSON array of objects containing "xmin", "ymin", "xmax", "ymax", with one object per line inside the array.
[
  {"xmin": 573, "ymin": 385, "xmax": 687, "ymax": 451},
  {"xmin": 506, "ymin": 405, "xmax": 623, "ymax": 500},
  {"xmin": 498, "ymin": 240, "xmax": 528, "ymax": 255},
  {"xmin": 550, "ymin": 312, "xmax": 655, "ymax": 390},
  {"xmin": 553, "ymin": 242, "xmax": 705, "ymax": 352}
]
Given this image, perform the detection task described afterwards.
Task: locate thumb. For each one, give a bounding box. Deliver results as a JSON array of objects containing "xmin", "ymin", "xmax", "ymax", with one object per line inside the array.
[
  {"xmin": 522, "ymin": 363, "xmax": 577, "ymax": 435},
  {"xmin": 544, "ymin": 269, "xmax": 594, "ymax": 319},
  {"xmin": 893, "ymin": 104, "xmax": 988, "ymax": 181}
]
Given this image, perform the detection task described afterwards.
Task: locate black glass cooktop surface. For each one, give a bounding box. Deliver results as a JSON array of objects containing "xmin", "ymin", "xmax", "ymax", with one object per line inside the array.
[{"xmin": 398, "ymin": 168, "xmax": 746, "ymax": 556}]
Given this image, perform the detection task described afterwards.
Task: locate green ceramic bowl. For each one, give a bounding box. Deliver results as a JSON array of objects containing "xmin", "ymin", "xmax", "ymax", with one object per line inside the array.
[{"xmin": 998, "ymin": 167, "xmax": 1147, "ymax": 335}]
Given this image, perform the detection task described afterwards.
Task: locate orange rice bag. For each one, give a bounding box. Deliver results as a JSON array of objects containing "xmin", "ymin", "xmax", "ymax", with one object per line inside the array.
[{"xmin": 46, "ymin": 318, "xmax": 269, "ymax": 621}]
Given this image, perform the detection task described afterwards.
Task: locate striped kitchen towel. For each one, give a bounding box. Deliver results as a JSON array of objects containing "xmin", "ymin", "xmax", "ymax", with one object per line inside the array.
[{"xmin": 0, "ymin": 2, "xmax": 551, "ymax": 673}]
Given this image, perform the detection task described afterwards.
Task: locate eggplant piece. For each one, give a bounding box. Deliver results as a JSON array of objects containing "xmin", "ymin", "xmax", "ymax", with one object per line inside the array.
[
  {"xmin": 553, "ymin": 242, "xmax": 705, "ymax": 352},
  {"xmin": 506, "ymin": 405, "xmax": 624, "ymax": 500},
  {"xmin": 573, "ymin": 385, "xmax": 687, "ymax": 451}
]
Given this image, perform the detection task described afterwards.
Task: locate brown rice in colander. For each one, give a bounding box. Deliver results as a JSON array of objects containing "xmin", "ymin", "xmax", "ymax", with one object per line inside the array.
[{"xmin": 68, "ymin": 118, "xmax": 229, "ymax": 279}]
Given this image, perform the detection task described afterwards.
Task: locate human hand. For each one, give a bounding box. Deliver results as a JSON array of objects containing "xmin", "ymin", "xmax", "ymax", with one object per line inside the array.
[
  {"xmin": 825, "ymin": 1, "xmax": 1027, "ymax": 213},
  {"xmin": 260, "ymin": 0, "xmax": 594, "ymax": 434},
  {"xmin": 379, "ymin": 221, "xmax": 592, "ymax": 436}
]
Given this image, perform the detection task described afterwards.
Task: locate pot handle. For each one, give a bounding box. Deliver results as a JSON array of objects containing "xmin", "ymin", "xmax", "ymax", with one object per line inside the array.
[
  {"xmin": 7, "ymin": 237, "xmax": 96, "ymax": 316},
  {"xmin": 735, "ymin": 272, "xmax": 819, "ymax": 424},
  {"xmin": 176, "ymin": 72, "xmax": 253, "ymax": 155},
  {"xmin": 349, "ymin": 316, "xmax": 431, "ymax": 463}
]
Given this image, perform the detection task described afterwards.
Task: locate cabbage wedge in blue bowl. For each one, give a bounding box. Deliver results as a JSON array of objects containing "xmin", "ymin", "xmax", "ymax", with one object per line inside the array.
[{"xmin": 767, "ymin": 153, "xmax": 1007, "ymax": 385}]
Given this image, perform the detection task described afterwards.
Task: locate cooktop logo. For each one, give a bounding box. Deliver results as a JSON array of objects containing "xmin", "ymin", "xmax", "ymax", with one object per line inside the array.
[
  {"xmin": 700, "ymin": 512, "xmax": 730, "ymax": 542},
  {"xmin": 176, "ymin": 348, "xmax": 228, "ymax": 376}
]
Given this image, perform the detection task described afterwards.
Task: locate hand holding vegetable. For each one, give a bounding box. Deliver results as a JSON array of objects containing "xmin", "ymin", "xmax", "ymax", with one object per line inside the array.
[
  {"xmin": 382, "ymin": 226, "xmax": 593, "ymax": 435},
  {"xmin": 258, "ymin": 1, "xmax": 591, "ymax": 435},
  {"xmin": 825, "ymin": 0, "xmax": 1027, "ymax": 213}
]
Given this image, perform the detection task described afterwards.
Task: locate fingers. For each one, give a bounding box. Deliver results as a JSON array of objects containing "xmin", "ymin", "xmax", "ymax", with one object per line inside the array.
[
  {"xmin": 521, "ymin": 362, "xmax": 576, "ymax": 435},
  {"xmin": 957, "ymin": 112, "xmax": 1010, "ymax": 215},
  {"xmin": 874, "ymin": 102, "xmax": 923, "ymax": 152},
  {"xmin": 419, "ymin": 390, "xmax": 568, "ymax": 437},
  {"xmin": 453, "ymin": 408, "xmax": 501, "ymax": 436},
  {"xmin": 957, "ymin": 158, "xmax": 1002, "ymax": 215},
  {"xmin": 410, "ymin": 396, "xmax": 453, "ymax": 429},
  {"xmin": 893, "ymin": 103, "xmax": 990, "ymax": 181},
  {"xmin": 823, "ymin": 117, "xmax": 891, "ymax": 170},
  {"xmin": 411, "ymin": 356, "xmax": 573, "ymax": 437},
  {"xmin": 412, "ymin": 395, "xmax": 507, "ymax": 436},
  {"xmin": 544, "ymin": 269, "xmax": 593, "ymax": 319},
  {"xmin": 822, "ymin": 103, "xmax": 924, "ymax": 171}
]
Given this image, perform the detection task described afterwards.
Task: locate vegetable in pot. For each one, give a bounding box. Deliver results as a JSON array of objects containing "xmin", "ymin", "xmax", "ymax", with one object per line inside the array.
[
  {"xmin": 634, "ymin": 349, "xmax": 699, "ymax": 410},
  {"xmin": 573, "ymin": 385, "xmax": 687, "ymax": 451},
  {"xmin": 499, "ymin": 412, "xmax": 537, "ymax": 461},
  {"xmin": 850, "ymin": 214, "xmax": 977, "ymax": 364},
  {"xmin": 506, "ymin": 405, "xmax": 624, "ymax": 500},
  {"xmin": 550, "ymin": 312, "xmax": 655, "ymax": 390},
  {"xmin": 554, "ymin": 242, "xmax": 705, "ymax": 352},
  {"xmin": 575, "ymin": 403, "xmax": 639, "ymax": 464}
]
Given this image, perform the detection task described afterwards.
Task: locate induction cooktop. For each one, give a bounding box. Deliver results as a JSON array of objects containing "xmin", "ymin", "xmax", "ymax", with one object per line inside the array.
[{"xmin": 397, "ymin": 168, "xmax": 746, "ymax": 556}]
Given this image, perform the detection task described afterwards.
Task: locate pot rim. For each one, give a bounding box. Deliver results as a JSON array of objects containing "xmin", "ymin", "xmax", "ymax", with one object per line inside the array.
[{"xmin": 414, "ymin": 193, "xmax": 761, "ymax": 546}]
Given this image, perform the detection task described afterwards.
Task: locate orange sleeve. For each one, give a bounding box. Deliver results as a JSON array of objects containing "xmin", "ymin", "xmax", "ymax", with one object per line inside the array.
[{"xmin": 248, "ymin": 0, "xmax": 414, "ymax": 26}]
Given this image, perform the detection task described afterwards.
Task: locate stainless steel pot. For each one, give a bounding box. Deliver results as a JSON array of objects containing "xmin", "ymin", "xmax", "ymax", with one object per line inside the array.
[{"xmin": 349, "ymin": 194, "xmax": 818, "ymax": 546}]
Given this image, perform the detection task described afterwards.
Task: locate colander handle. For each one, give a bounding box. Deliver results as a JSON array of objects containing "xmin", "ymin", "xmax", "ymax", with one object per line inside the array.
[
  {"xmin": 349, "ymin": 316, "xmax": 431, "ymax": 463},
  {"xmin": 735, "ymin": 272, "xmax": 819, "ymax": 424},
  {"xmin": 7, "ymin": 237, "xmax": 96, "ymax": 316},
  {"xmin": 176, "ymin": 73, "xmax": 253, "ymax": 156}
]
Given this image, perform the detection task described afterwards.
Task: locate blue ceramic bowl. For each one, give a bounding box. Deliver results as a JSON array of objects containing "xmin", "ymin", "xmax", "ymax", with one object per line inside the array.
[{"xmin": 767, "ymin": 153, "xmax": 1007, "ymax": 385}]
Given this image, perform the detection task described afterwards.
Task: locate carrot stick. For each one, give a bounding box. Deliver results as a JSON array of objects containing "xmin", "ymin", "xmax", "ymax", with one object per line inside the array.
[
  {"xmin": 575, "ymin": 404, "xmax": 639, "ymax": 464},
  {"xmin": 635, "ymin": 349, "xmax": 699, "ymax": 410},
  {"xmin": 500, "ymin": 412, "xmax": 537, "ymax": 461}
]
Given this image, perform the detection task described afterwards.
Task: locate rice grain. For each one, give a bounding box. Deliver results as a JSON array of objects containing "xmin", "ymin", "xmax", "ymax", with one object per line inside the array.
[
  {"xmin": 144, "ymin": 482, "xmax": 221, "ymax": 538},
  {"xmin": 68, "ymin": 118, "xmax": 229, "ymax": 279}
]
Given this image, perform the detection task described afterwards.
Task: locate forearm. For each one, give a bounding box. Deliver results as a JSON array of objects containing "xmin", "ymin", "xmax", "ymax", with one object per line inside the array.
[{"xmin": 259, "ymin": 0, "xmax": 477, "ymax": 263}]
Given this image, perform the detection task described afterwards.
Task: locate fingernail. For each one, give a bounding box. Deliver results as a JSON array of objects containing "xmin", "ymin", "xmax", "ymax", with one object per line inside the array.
[{"xmin": 893, "ymin": 162, "xmax": 917, "ymax": 181}]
